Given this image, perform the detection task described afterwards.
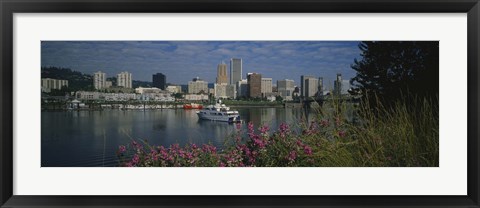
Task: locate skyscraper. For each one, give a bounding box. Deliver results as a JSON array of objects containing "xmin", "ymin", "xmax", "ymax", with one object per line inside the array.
[
  {"xmin": 334, "ymin": 73, "xmax": 342, "ymax": 95},
  {"xmin": 216, "ymin": 63, "xmax": 228, "ymax": 84},
  {"xmin": 261, "ymin": 78, "xmax": 273, "ymax": 97},
  {"xmin": 277, "ymin": 79, "xmax": 295, "ymax": 100},
  {"xmin": 247, "ymin": 73, "xmax": 262, "ymax": 98},
  {"xmin": 230, "ymin": 58, "xmax": 242, "ymax": 85},
  {"xmin": 153, "ymin": 73, "xmax": 166, "ymax": 90},
  {"xmin": 117, "ymin": 71, "xmax": 132, "ymax": 88},
  {"xmin": 301, "ymin": 75, "xmax": 319, "ymax": 98},
  {"xmin": 93, "ymin": 71, "xmax": 106, "ymax": 90}
]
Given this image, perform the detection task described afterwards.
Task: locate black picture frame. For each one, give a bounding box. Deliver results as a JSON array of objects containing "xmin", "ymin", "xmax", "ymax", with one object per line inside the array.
[{"xmin": 1, "ymin": 0, "xmax": 479, "ymax": 207}]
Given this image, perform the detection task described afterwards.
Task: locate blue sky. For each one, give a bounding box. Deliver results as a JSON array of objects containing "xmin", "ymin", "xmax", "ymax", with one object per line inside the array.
[{"xmin": 41, "ymin": 41, "xmax": 361, "ymax": 89}]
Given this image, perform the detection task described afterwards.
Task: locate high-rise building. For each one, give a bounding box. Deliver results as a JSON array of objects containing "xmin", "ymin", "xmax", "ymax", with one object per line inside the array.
[
  {"xmin": 117, "ymin": 71, "xmax": 132, "ymax": 88},
  {"xmin": 41, "ymin": 78, "xmax": 68, "ymax": 93},
  {"xmin": 188, "ymin": 77, "xmax": 208, "ymax": 94},
  {"xmin": 261, "ymin": 78, "xmax": 273, "ymax": 97},
  {"xmin": 301, "ymin": 75, "xmax": 320, "ymax": 98},
  {"xmin": 226, "ymin": 85, "xmax": 236, "ymax": 99},
  {"xmin": 230, "ymin": 58, "xmax": 242, "ymax": 85},
  {"xmin": 93, "ymin": 71, "xmax": 106, "ymax": 90},
  {"xmin": 247, "ymin": 73, "xmax": 262, "ymax": 98},
  {"xmin": 236, "ymin": 79, "xmax": 248, "ymax": 98},
  {"xmin": 277, "ymin": 79, "xmax": 295, "ymax": 101},
  {"xmin": 305, "ymin": 78, "xmax": 319, "ymax": 98},
  {"xmin": 318, "ymin": 77, "xmax": 324, "ymax": 94},
  {"xmin": 153, "ymin": 73, "xmax": 166, "ymax": 90},
  {"xmin": 216, "ymin": 63, "xmax": 228, "ymax": 84},
  {"xmin": 334, "ymin": 73, "xmax": 342, "ymax": 95},
  {"xmin": 214, "ymin": 83, "xmax": 227, "ymax": 98}
]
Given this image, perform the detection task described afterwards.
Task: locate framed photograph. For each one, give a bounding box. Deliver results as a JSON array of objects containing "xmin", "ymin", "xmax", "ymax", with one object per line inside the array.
[{"xmin": 1, "ymin": 0, "xmax": 479, "ymax": 207}]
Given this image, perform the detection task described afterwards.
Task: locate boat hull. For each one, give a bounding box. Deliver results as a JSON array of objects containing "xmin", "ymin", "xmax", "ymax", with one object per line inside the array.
[{"xmin": 196, "ymin": 112, "xmax": 240, "ymax": 123}]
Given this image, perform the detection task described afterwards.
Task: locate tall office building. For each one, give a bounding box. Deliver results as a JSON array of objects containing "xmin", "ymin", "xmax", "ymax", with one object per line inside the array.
[
  {"xmin": 230, "ymin": 58, "xmax": 242, "ymax": 85},
  {"xmin": 277, "ymin": 79, "xmax": 295, "ymax": 100},
  {"xmin": 318, "ymin": 77, "xmax": 324, "ymax": 94},
  {"xmin": 305, "ymin": 78, "xmax": 319, "ymax": 98},
  {"xmin": 216, "ymin": 63, "xmax": 228, "ymax": 84},
  {"xmin": 214, "ymin": 83, "xmax": 228, "ymax": 98},
  {"xmin": 247, "ymin": 73, "xmax": 262, "ymax": 98},
  {"xmin": 93, "ymin": 71, "xmax": 106, "ymax": 90},
  {"xmin": 334, "ymin": 73, "xmax": 342, "ymax": 95},
  {"xmin": 117, "ymin": 71, "xmax": 132, "ymax": 88},
  {"xmin": 301, "ymin": 75, "xmax": 320, "ymax": 98},
  {"xmin": 153, "ymin": 73, "xmax": 166, "ymax": 90},
  {"xmin": 188, "ymin": 77, "xmax": 208, "ymax": 94},
  {"xmin": 261, "ymin": 78, "xmax": 273, "ymax": 97},
  {"xmin": 236, "ymin": 79, "xmax": 248, "ymax": 98}
]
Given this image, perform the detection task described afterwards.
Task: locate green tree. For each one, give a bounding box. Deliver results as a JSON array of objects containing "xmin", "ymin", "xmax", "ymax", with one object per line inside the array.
[{"xmin": 351, "ymin": 41, "xmax": 439, "ymax": 104}]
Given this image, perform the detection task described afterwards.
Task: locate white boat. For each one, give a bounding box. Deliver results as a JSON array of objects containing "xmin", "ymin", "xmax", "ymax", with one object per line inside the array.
[{"xmin": 196, "ymin": 100, "xmax": 241, "ymax": 123}]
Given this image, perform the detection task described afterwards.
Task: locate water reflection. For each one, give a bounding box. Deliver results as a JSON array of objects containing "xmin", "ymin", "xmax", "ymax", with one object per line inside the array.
[{"xmin": 41, "ymin": 107, "xmax": 311, "ymax": 167}]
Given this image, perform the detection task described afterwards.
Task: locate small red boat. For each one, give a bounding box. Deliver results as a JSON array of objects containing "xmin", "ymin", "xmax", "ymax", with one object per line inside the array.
[{"xmin": 183, "ymin": 103, "xmax": 203, "ymax": 109}]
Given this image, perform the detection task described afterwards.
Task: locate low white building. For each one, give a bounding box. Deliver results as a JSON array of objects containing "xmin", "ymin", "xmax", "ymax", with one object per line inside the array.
[
  {"xmin": 185, "ymin": 94, "xmax": 209, "ymax": 101},
  {"xmin": 135, "ymin": 87, "xmax": 162, "ymax": 94},
  {"xmin": 166, "ymin": 85, "xmax": 182, "ymax": 94},
  {"xmin": 104, "ymin": 93, "xmax": 137, "ymax": 101},
  {"xmin": 76, "ymin": 91, "xmax": 101, "ymax": 100}
]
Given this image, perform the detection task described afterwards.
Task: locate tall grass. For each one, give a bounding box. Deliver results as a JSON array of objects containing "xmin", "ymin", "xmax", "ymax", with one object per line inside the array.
[{"xmin": 117, "ymin": 95, "xmax": 439, "ymax": 167}]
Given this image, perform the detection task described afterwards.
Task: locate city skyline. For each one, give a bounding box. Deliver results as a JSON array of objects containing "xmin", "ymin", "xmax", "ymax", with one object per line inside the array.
[{"xmin": 41, "ymin": 41, "xmax": 361, "ymax": 87}]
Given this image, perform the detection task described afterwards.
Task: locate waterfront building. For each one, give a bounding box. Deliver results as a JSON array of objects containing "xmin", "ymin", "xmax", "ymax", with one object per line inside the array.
[
  {"xmin": 166, "ymin": 85, "xmax": 182, "ymax": 94},
  {"xmin": 226, "ymin": 85, "xmax": 236, "ymax": 99},
  {"xmin": 318, "ymin": 77, "xmax": 324, "ymax": 94},
  {"xmin": 105, "ymin": 81, "xmax": 113, "ymax": 89},
  {"xmin": 305, "ymin": 78, "xmax": 319, "ymax": 98},
  {"xmin": 247, "ymin": 73, "xmax": 262, "ymax": 98},
  {"xmin": 93, "ymin": 71, "xmax": 106, "ymax": 90},
  {"xmin": 76, "ymin": 91, "xmax": 102, "ymax": 100},
  {"xmin": 214, "ymin": 83, "xmax": 228, "ymax": 99},
  {"xmin": 216, "ymin": 63, "xmax": 228, "ymax": 84},
  {"xmin": 277, "ymin": 79, "xmax": 295, "ymax": 101},
  {"xmin": 188, "ymin": 77, "xmax": 208, "ymax": 94},
  {"xmin": 334, "ymin": 73, "xmax": 342, "ymax": 95},
  {"xmin": 261, "ymin": 78, "xmax": 273, "ymax": 97},
  {"xmin": 230, "ymin": 58, "xmax": 242, "ymax": 85},
  {"xmin": 103, "ymin": 93, "xmax": 137, "ymax": 101},
  {"xmin": 117, "ymin": 71, "xmax": 132, "ymax": 89},
  {"xmin": 236, "ymin": 79, "xmax": 248, "ymax": 98},
  {"xmin": 185, "ymin": 93, "xmax": 209, "ymax": 101},
  {"xmin": 208, "ymin": 88, "xmax": 215, "ymax": 95},
  {"xmin": 153, "ymin": 73, "xmax": 166, "ymax": 90},
  {"xmin": 301, "ymin": 75, "xmax": 319, "ymax": 98},
  {"xmin": 41, "ymin": 78, "xmax": 68, "ymax": 93},
  {"xmin": 135, "ymin": 87, "xmax": 162, "ymax": 94}
]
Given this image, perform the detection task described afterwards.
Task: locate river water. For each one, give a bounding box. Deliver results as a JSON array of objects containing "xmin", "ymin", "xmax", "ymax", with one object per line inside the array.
[{"xmin": 41, "ymin": 107, "xmax": 313, "ymax": 167}]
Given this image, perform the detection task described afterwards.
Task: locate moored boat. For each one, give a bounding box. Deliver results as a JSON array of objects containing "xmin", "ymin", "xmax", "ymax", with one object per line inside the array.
[{"xmin": 196, "ymin": 100, "xmax": 240, "ymax": 123}]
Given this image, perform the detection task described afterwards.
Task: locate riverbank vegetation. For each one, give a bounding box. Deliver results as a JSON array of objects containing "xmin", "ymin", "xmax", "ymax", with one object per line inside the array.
[{"xmin": 116, "ymin": 94, "xmax": 438, "ymax": 167}]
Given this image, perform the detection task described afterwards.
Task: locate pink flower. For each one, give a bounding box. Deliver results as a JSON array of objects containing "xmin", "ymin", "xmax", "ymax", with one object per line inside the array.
[
  {"xmin": 338, "ymin": 130, "xmax": 346, "ymax": 138},
  {"xmin": 259, "ymin": 125, "xmax": 269, "ymax": 135},
  {"xmin": 118, "ymin": 145, "xmax": 126, "ymax": 153},
  {"xmin": 279, "ymin": 123, "xmax": 290, "ymax": 137},
  {"xmin": 287, "ymin": 151, "xmax": 297, "ymax": 162},
  {"xmin": 132, "ymin": 154, "xmax": 140, "ymax": 164},
  {"xmin": 304, "ymin": 145, "xmax": 313, "ymax": 156}
]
